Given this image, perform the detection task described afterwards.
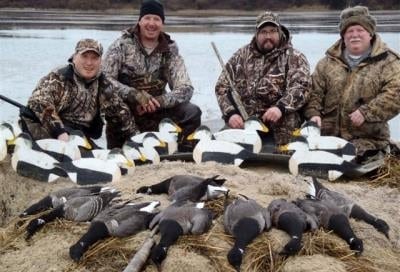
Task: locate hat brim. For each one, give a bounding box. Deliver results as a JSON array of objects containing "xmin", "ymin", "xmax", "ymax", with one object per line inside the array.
[
  {"xmin": 257, "ymin": 20, "xmax": 279, "ymax": 29},
  {"xmin": 76, "ymin": 48, "xmax": 101, "ymax": 56}
]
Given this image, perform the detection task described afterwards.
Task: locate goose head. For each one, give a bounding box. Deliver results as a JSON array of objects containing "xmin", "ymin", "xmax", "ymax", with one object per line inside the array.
[{"xmin": 227, "ymin": 247, "xmax": 244, "ymax": 272}]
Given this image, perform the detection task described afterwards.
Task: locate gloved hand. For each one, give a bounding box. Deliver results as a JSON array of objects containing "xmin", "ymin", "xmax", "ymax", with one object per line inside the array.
[{"xmin": 127, "ymin": 90, "xmax": 153, "ymax": 106}]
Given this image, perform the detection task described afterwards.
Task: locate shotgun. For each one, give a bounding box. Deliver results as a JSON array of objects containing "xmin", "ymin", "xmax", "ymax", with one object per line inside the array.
[
  {"xmin": 0, "ymin": 94, "xmax": 40, "ymax": 122},
  {"xmin": 211, "ymin": 42, "xmax": 249, "ymax": 120}
]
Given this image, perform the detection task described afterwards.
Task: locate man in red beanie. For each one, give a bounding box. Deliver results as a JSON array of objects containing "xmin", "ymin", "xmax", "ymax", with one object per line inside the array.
[
  {"xmin": 304, "ymin": 6, "xmax": 400, "ymax": 163},
  {"xmin": 103, "ymin": 0, "xmax": 201, "ymax": 149}
]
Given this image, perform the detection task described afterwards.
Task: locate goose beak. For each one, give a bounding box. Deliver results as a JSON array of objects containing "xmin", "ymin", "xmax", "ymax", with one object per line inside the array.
[{"xmin": 292, "ymin": 129, "xmax": 301, "ymax": 137}]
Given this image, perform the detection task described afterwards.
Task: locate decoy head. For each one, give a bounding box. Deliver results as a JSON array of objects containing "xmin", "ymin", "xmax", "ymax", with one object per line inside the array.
[
  {"xmin": 123, "ymin": 140, "xmax": 147, "ymax": 162},
  {"xmin": 244, "ymin": 116, "xmax": 269, "ymax": 133},
  {"xmin": 159, "ymin": 118, "xmax": 182, "ymax": 134},
  {"xmin": 107, "ymin": 149, "xmax": 135, "ymax": 167},
  {"xmin": 186, "ymin": 125, "xmax": 212, "ymax": 141},
  {"xmin": 227, "ymin": 247, "xmax": 244, "ymax": 272},
  {"xmin": 349, "ymin": 237, "xmax": 363, "ymax": 256}
]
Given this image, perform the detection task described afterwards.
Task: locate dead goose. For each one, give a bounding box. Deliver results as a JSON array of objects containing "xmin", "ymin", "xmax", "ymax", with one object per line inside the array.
[
  {"xmin": 223, "ymin": 195, "xmax": 271, "ymax": 271},
  {"xmin": 213, "ymin": 117, "xmax": 269, "ymax": 153},
  {"xmin": 20, "ymin": 185, "xmax": 113, "ymax": 216},
  {"xmin": 307, "ymin": 177, "xmax": 390, "ymax": 239},
  {"xmin": 26, "ymin": 189, "xmax": 119, "ymax": 239},
  {"xmin": 294, "ymin": 198, "xmax": 363, "ymax": 255},
  {"xmin": 267, "ymin": 199, "xmax": 317, "ymax": 256},
  {"xmin": 187, "ymin": 126, "xmax": 254, "ymax": 166},
  {"xmin": 149, "ymin": 202, "xmax": 213, "ymax": 267},
  {"xmin": 136, "ymin": 174, "xmax": 228, "ymax": 202},
  {"xmin": 69, "ymin": 200, "xmax": 160, "ymax": 261}
]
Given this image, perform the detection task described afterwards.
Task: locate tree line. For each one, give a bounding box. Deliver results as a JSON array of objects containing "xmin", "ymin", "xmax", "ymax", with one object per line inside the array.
[{"xmin": 0, "ymin": 0, "xmax": 398, "ymax": 10}]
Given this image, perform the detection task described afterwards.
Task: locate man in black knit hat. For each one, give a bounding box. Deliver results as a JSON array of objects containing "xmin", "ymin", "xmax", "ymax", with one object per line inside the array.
[{"xmin": 103, "ymin": 0, "xmax": 201, "ymax": 149}]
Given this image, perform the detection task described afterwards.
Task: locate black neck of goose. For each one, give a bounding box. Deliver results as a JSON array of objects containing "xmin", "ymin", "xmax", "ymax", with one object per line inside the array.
[
  {"xmin": 349, "ymin": 204, "xmax": 375, "ymax": 225},
  {"xmin": 149, "ymin": 178, "xmax": 172, "ymax": 194},
  {"xmin": 21, "ymin": 195, "xmax": 53, "ymax": 216},
  {"xmin": 277, "ymin": 212, "xmax": 305, "ymax": 238},
  {"xmin": 328, "ymin": 214, "xmax": 356, "ymax": 245},
  {"xmin": 158, "ymin": 220, "xmax": 184, "ymax": 248},
  {"xmin": 232, "ymin": 217, "xmax": 261, "ymax": 250},
  {"xmin": 145, "ymin": 213, "xmax": 158, "ymax": 228},
  {"xmin": 78, "ymin": 221, "xmax": 110, "ymax": 249},
  {"xmin": 40, "ymin": 205, "xmax": 65, "ymax": 222}
]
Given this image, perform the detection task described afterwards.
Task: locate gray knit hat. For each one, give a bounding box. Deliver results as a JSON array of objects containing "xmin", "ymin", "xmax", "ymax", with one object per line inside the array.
[{"xmin": 339, "ymin": 6, "xmax": 376, "ymax": 37}]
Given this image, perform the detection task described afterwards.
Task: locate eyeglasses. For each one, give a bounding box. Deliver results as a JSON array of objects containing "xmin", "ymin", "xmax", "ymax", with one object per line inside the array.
[{"xmin": 258, "ymin": 29, "xmax": 279, "ymax": 36}]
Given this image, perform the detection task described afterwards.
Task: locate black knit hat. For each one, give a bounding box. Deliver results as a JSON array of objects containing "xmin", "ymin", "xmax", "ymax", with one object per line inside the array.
[{"xmin": 139, "ymin": 0, "xmax": 165, "ymax": 23}]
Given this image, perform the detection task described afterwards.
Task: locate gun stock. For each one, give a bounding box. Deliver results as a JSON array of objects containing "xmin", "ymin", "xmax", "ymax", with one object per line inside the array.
[{"xmin": 211, "ymin": 42, "xmax": 249, "ymax": 120}]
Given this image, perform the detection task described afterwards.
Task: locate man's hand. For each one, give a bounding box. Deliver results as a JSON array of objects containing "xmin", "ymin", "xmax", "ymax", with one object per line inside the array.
[
  {"xmin": 57, "ymin": 132, "xmax": 69, "ymax": 142},
  {"xmin": 136, "ymin": 97, "xmax": 161, "ymax": 115},
  {"xmin": 228, "ymin": 114, "xmax": 244, "ymax": 129},
  {"xmin": 349, "ymin": 109, "xmax": 365, "ymax": 127},
  {"xmin": 127, "ymin": 90, "xmax": 153, "ymax": 106},
  {"xmin": 310, "ymin": 116, "xmax": 322, "ymax": 127},
  {"xmin": 262, "ymin": 106, "xmax": 282, "ymax": 123}
]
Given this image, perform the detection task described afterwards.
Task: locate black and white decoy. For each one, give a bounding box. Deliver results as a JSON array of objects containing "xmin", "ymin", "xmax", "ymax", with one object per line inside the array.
[
  {"xmin": 307, "ymin": 177, "xmax": 390, "ymax": 239},
  {"xmin": 20, "ymin": 185, "xmax": 112, "ymax": 216},
  {"xmin": 149, "ymin": 202, "xmax": 213, "ymax": 267},
  {"xmin": 136, "ymin": 174, "xmax": 228, "ymax": 202},
  {"xmin": 294, "ymin": 198, "xmax": 364, "ymax": 255},
  {"xmin": 11, "ymin": 133, "xmax": 67, "ymax": 182},
  {"xmin": 131, "ymin": 118, "xmax": 181, "ymax": 155},
  {"xmin": 26, "ymin": 189, "xmax": 119, "ymax": 239},
  {"xmin": 267, "ymin": 198, "xmax": 317, "ymax": 256},
  {"xmin": 213, "ymin": 117, "xmax": 269, "ymax": 153},
  {"xmin": 54, "ymin": 148, "xmax": 134, "ymax": 184},
  {"xmin": 223, "ymin": 195, "xmax": 271, "ymax": 271},
  {"xmin": 187, "ymin": 126, "xmax": 254, "ymax": 166},
  {"xmin": 0, "ymin": 122, "xmax": 16, "ymax": 161},
  {"xmin": 69, "ymin": 200, "xmax": 160, "ymax": 261}
]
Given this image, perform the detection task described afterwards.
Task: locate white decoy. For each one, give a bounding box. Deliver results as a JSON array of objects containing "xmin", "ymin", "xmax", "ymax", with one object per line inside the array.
[
  {"xmin": 187, "ymin": 126, "xmax": 254, "ymax": 167},
  {"xmin": 55, "ymin": 149, "xmax": 134, "ymax": 185},
  {"xmin": 69, "ymin": 200, "xmax": 160, "ymax": 261},
  {"xmin": 288, "ymin": 149, "xmax": 359, "ymax": 181},
  {"xmin": 213, "ymin": 116, "xmax": 269, "ymax": 153},
  {"xmin": 20, "ymin": 185, "xmax": 114, "ymax": 216},
  {"xmin": 128, "ymin": 133, "xmax": 166, "ymax": 165},
  {"xmin": 35, "ymin": 130, "xmax": 92, "ymax": 162},
  {"xmin": 131, "ymin": 118, "xmax": 182, "ymax": 155},
  {"xmin": 292, "ymin": 121, "xmax": 356, "ymax": 161},
  {"xmin": 11, "ymin": 133, "xmax": 67, "ymax": 182},
  {"xmin": 0, "ymin": 122, "xmax": 16, "ymax": 161}
]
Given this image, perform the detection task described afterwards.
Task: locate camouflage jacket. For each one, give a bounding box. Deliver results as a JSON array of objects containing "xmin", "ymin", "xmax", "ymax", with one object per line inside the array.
[
  {"xmin": 27, "ymin": 64, "xmax": 133, "ymax": 138},
  {"xmin": 102, "ymin": 25, "xmax": 194, "ymax": 109},
  {"xmin": 215, "ymin": 26, "xmax": 311, "ymax": 121},
  {"xmin": 304, "ymin": 35, "xmax": 400, "ymax": 142}
]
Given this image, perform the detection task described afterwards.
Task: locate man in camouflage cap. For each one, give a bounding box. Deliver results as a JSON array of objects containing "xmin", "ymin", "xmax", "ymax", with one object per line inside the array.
[
  {"xmin": 215, "ymin": 11, "xmax": 311, "ymax": 146},
  {"xmin": 23, "ymin": 38, "xmax": 135, "ymax": 148},
  {"xmin": 103, "ymin": 0, "xmax": 201, "ymax": 149},
  {"xmin": 304, "ymin": 6, "xmax": 400, "ymax": 162}
]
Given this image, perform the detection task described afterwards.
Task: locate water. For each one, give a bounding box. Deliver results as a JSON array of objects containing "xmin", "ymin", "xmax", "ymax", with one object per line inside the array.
[{"xmin": 0, "ymin": 28, "xmax": 399, "ymax": 140}]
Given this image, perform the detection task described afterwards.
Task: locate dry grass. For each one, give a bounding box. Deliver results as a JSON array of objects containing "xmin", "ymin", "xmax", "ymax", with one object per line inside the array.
[{"xmin": 369, "ymin": 155, "xmax": 400, "ymax": 188}]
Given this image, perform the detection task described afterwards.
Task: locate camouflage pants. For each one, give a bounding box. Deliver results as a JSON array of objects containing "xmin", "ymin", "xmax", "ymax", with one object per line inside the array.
[{"xmin": 20, "ymin": 117, "xmax": 52, "ymax": 140}]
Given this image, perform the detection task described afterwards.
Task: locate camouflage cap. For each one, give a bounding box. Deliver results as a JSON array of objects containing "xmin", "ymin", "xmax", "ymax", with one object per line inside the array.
[
  {"xmin": 256, "ymin": 11, "xmax": 280, "ymax": 29},
  {"xmin": 75, "ymin": 38, "xmax": 103, "ymax": 56}
]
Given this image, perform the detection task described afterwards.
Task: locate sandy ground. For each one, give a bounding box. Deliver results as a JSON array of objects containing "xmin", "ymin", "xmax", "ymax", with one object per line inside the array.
[{"xmin": 0, "ymin": 156, "xmax": 399, "ymax": 272}]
